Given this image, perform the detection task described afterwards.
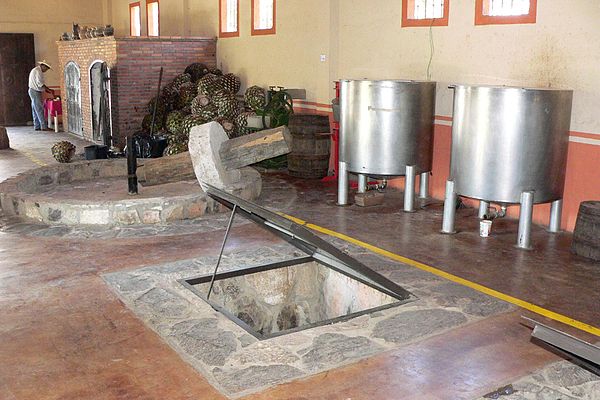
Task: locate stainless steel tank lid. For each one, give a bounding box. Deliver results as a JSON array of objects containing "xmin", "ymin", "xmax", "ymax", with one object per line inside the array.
[
  {"xmin": 449, "ymin": 83, "xmax": 572, "ymax": 93},
  {"xmin": 339, "ymin": 78, "xmax": 436, "ymax": 84}
]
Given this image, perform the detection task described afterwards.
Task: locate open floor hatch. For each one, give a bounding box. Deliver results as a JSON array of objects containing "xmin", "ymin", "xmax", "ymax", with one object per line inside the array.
[{"xmin": 180, "ymin": 183, "xmax": 415, "ymax": 339}]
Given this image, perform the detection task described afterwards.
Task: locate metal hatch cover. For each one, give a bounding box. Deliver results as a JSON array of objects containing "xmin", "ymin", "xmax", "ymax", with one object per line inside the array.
[{"xmin": 202, "ymin": 183, "xmax": 413, "ymax": 301}]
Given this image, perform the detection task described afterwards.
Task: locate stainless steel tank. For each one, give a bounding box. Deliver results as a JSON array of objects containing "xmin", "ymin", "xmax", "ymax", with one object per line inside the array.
[
  {"xmin": 337, "ymin": 79, "xmax": 436, "ymax": 212},
  {"xmin": 441, "ymin": 84, "xmax": 573, "ymax": 249},
  {"xmin": 450, "ymin": 84, "xmax": 572, "ymax": 204}
]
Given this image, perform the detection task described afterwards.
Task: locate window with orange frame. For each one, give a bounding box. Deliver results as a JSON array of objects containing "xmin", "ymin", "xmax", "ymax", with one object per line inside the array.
[
  {"xmin": 475, "ymin": 0, "xmax": 537, "ymax": 25},
  {"xmin": 219, "ymin": 0, "xmax": 239, "ymax": 38},
  {"xmin": 129, "ymin": 2, "xmax": 141, "ymax": 36},
  {"xmin": 251, "ymin": 0, "xmax": 276, "ymax": 35},
  {"xmin": 147, "ymin": 0, "xmax": 160, "ymax": 36},
  {"xmin": 402, "ymin": 0, "xmax": 449, "ymax": 27}
]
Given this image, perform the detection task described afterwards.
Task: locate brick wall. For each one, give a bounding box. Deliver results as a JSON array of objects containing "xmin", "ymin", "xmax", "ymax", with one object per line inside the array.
[
  {"xmin": 113, "ymin": 37, "xmax": 217, "ymax": 147},
  {"xmin": 57, "ymin": 36, "xmax": 216, "ymax": 147}
]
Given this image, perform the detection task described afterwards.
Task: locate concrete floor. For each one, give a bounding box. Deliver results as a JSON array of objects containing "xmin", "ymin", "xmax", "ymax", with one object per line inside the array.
[
  {"xmin": 0, "ymin": 127, "xmax": 91, "ymax": 182},
  {"xmin": 0, "ymin": 127, "xmax": 598, "ymax": 399}
]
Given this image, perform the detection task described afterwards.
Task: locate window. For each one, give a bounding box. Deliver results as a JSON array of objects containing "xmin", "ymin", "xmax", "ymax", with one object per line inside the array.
[
  {"xmin": 475, "ymin": 0, "xmax": 537, "ymax": 25},
  {"xmin": 147, "ymin": 0, "xmax": 160, "ymax": 36},
  {"xmin": 252, "ymin": 0, "xmax": 276, "ymax": 35},
  {"xmin": 219, "ymin": 0, "xmax": 239, "ymax": 38},
  {"xmin": 129, "ymin": 2, "xmax": 141, "ymax": 36},
  {"xmin": 402, "ymin": 0, "xmax": 449, "ymax": 27}
]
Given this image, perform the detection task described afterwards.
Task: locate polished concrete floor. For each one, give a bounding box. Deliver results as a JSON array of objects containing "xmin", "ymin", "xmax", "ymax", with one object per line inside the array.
[{"xmin": 0, "ymin": 127, "xmax": 598, "ymax": 399}]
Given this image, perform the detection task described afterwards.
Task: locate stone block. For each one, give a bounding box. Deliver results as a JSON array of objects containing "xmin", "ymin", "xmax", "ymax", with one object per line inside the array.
[
  {"xmin": 56, "ymin": 207, "xmax": 81, "ymax": 225},
  {"xmin": 57, "ymin": 170, "xmax": 73, "ymax": 184},
  {"xmin": 38, "ymin": 175, "xmax": 54, "ymax": 186},
  {"xmin": 47, "ymin": 208, "xmax": 63, "ymax": 222},
  {"xmin": 142, "ymin": 210, "xmax": 161, "ymax": 224},
  {"xmin": 186, "ymin": 200, "xmax": 207, "ymax": 219},
  {"xmin": 213, "ymin": 365, "xmax": 303, "ymax": 395},
  {"xmin": 80, "ymin": 209, "xmax": 111, "ymax": 225},
  {"xmin": 115, "ymin": 209, "xmax": 141, "ymax": 225},
  {"xmin": 71, "ymin": 163, "xmax": 90, "ymax": 181},
  {"xmin": 188, "ymin": 122, "xmax": 241, "ymax": 189},
  {"xmin": 372, "ymin": 309, "xmax": 467, "ymax": 344},
  {"xmin": 0, "ymin": 194, "xmax": 16, "ymax": 215},
  {"xmin": 163, "ymin": 205, "xmax": 184, "ymax": 222},
  {"xmin": 23, "ymin": 201, "xmax": 42, "ymax": 221},
  {"xmin": 170, "ymin": 319, "xmax": 237, "ymax": 366},
  {"xmin": 301, "ymin": 333, "xmax": 381, "ymax": 368},
  {"xmin": 354, "ymin": 191, "xmax": 385, "ymax": 207}
]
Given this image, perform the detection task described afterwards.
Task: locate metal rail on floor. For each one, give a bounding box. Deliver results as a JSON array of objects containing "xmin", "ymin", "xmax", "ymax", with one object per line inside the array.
[{"xmin": 523, "ymin": 316, "xmax": 600, "ymax": 375}]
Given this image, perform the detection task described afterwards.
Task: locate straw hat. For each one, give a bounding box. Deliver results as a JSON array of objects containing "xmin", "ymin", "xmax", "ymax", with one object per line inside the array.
[{"xmin": 37, "ymin": 60, "xmax": 52, "ymax": 69}]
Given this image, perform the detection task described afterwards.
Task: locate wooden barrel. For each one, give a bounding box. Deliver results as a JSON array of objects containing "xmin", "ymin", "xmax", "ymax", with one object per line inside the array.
[
  {"xmin": 572, "ymin": 201, "xmax": 600, "ymax": 261},
  {"xmin": 287, "ymin": 115, "xmax": 331, "ymax": 179}
]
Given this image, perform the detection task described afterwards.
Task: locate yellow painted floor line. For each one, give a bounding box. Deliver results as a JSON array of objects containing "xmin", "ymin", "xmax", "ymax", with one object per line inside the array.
[
  {"xmin": 20, "ymin": 150, "xmax": 47, "ymax": 167},
  {"xmin": 280, "ymin": 212, "xmax": 600, "ymax": 338}
]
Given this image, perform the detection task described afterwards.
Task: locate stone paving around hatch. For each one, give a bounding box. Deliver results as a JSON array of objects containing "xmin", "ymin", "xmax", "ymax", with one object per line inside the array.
[
  {"xmin": 103, "ymin": 238, "xmax": 514, "ymax": 399},
  {"xmin": 478, "ymin": 361, "xmax": 600, "ymax": 400}
]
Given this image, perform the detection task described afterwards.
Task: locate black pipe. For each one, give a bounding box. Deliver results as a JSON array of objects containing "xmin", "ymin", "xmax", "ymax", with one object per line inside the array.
[
  {"xmin": 127, "ymin": 136, "xmax": 138, "ymax": 195},
  {"xmin": 149, "ymin": 67, "xmax": 164, "ymax": 137}
]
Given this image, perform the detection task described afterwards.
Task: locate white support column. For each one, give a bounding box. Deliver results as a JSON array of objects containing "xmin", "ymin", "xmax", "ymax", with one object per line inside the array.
[
  {"xmin": 357, "ymin": 174, "xmax": 368, "ymax": 194},
  {"xmin": 419, "ymin": 172, "xmax": 429, "ymax": 199},
  {"xmin": 337, "ymin": 161, "xmax": 349, "ymax": 206},
  {"xmin": 404, "ymin": 165, "xmax": 416, "ymax": 212},
  {"xmin": 517, "ymin": 191, "xmax": 534, "ymax": 249},
  {"xmin": 478, "ymin": 201, "xmax": 490, "ymax": 219},
  {"xmin": 441, "ymin": 180, "xmax": 457, "ymax": 234},
  {"xmin": 548, "ymin": 199, "xmax": 563, "ymax": 233}
]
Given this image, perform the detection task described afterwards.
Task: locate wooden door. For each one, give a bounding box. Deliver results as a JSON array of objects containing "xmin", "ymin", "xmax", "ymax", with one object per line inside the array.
[
  {"xmin": 64, "ymin": 62, "xmax": 82, "ymax": 135},
  {"xmin": 0, "ymin": 33, "xmax": 35, "ymax": 126}
]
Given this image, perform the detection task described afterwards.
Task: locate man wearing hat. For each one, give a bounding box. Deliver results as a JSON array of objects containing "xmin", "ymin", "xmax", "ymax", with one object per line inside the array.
[{"xmin": 28, "ymin": 61, "xmax": 55, "ymax": 131}]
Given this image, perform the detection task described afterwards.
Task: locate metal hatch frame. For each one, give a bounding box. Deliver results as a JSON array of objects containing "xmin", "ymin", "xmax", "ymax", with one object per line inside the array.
[
  {"xmin": 523, "ymin": 316, "xmax": 600, "ymax": 376},
  {"xmin": 200, "ymin": 182, "xmax": 413, "ymax": 301}
]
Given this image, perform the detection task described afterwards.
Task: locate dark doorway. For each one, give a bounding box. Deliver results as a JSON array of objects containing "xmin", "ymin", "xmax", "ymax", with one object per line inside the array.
[
  {"xmin": 90, "ymin": 61, "xmax": 112, "ymax": 145},
  {"xmin": 64, "ymin": 62, "xmax": 82, "ymax": 136},
  {"xmin": 0, "ymin": 33, "xmax": 35, "ymax": 126}
]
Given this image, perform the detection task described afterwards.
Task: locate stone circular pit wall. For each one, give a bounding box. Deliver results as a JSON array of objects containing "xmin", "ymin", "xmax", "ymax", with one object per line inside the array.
[{"xmin": 0, "ymin": 159, "xmax": 261, "ymax": 226}]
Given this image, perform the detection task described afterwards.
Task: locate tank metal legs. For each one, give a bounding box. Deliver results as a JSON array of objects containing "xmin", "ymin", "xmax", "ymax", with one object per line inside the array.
[
  {"xmin": 357, "ymin": 174, "xmax": 368, "ymax": 194},
  {"xmin": 337, "ymin": 161, "xmax": 349, "ymax": 206},
  {"xmin": 478, "ymin": 201, "xmax": 490, "ymax": 219},
  {"xmin": 419, "ymin": 172, "xmax": 429, "ymax": 199},
  {"xmin": 441, "ymin": 180, "xmax": 457, "ymax": 234},
  {"xmin": 404, "ymin": 165, "xmax": 416, "ymax": 212},
  {"xmin": 549, "ymin": 199, "xmax": 563, "ymax": 233},
  {"xmin": 517, "ymin": 191, "xmax": 534, "ymax": 249},
  {"xmin": 438, "ymin": 185, "xmax": 554, "ymax": 248}
]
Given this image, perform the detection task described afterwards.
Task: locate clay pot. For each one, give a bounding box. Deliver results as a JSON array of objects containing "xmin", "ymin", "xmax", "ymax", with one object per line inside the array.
[{"xmin": 104, "ymin": 25, "xmax": 114, "ymax": 36}]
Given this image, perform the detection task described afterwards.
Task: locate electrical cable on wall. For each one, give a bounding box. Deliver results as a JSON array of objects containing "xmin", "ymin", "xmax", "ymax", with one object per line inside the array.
[{"xmin": 426, "ymin": 18, "xmax": 435, "ymax": 81}]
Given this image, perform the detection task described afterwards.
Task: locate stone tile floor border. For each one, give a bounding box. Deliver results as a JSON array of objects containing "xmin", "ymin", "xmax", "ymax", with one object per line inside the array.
[
  {"xmin": 103, "ymin": 238, "xmax": 514, "ymax": 398},
  {"xmin": 478, "ymin": 360, "xmax": 600, "ymax": 400},
  {"xmin": 0, "ymin": 211, "xmax": 252, "ymax": 239}
]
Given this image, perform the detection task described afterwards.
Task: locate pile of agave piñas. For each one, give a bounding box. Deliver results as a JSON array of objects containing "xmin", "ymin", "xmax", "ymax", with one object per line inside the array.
[{"xmin": 140, "ymin": 63, "xmax": 267, "ymax": 156}]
